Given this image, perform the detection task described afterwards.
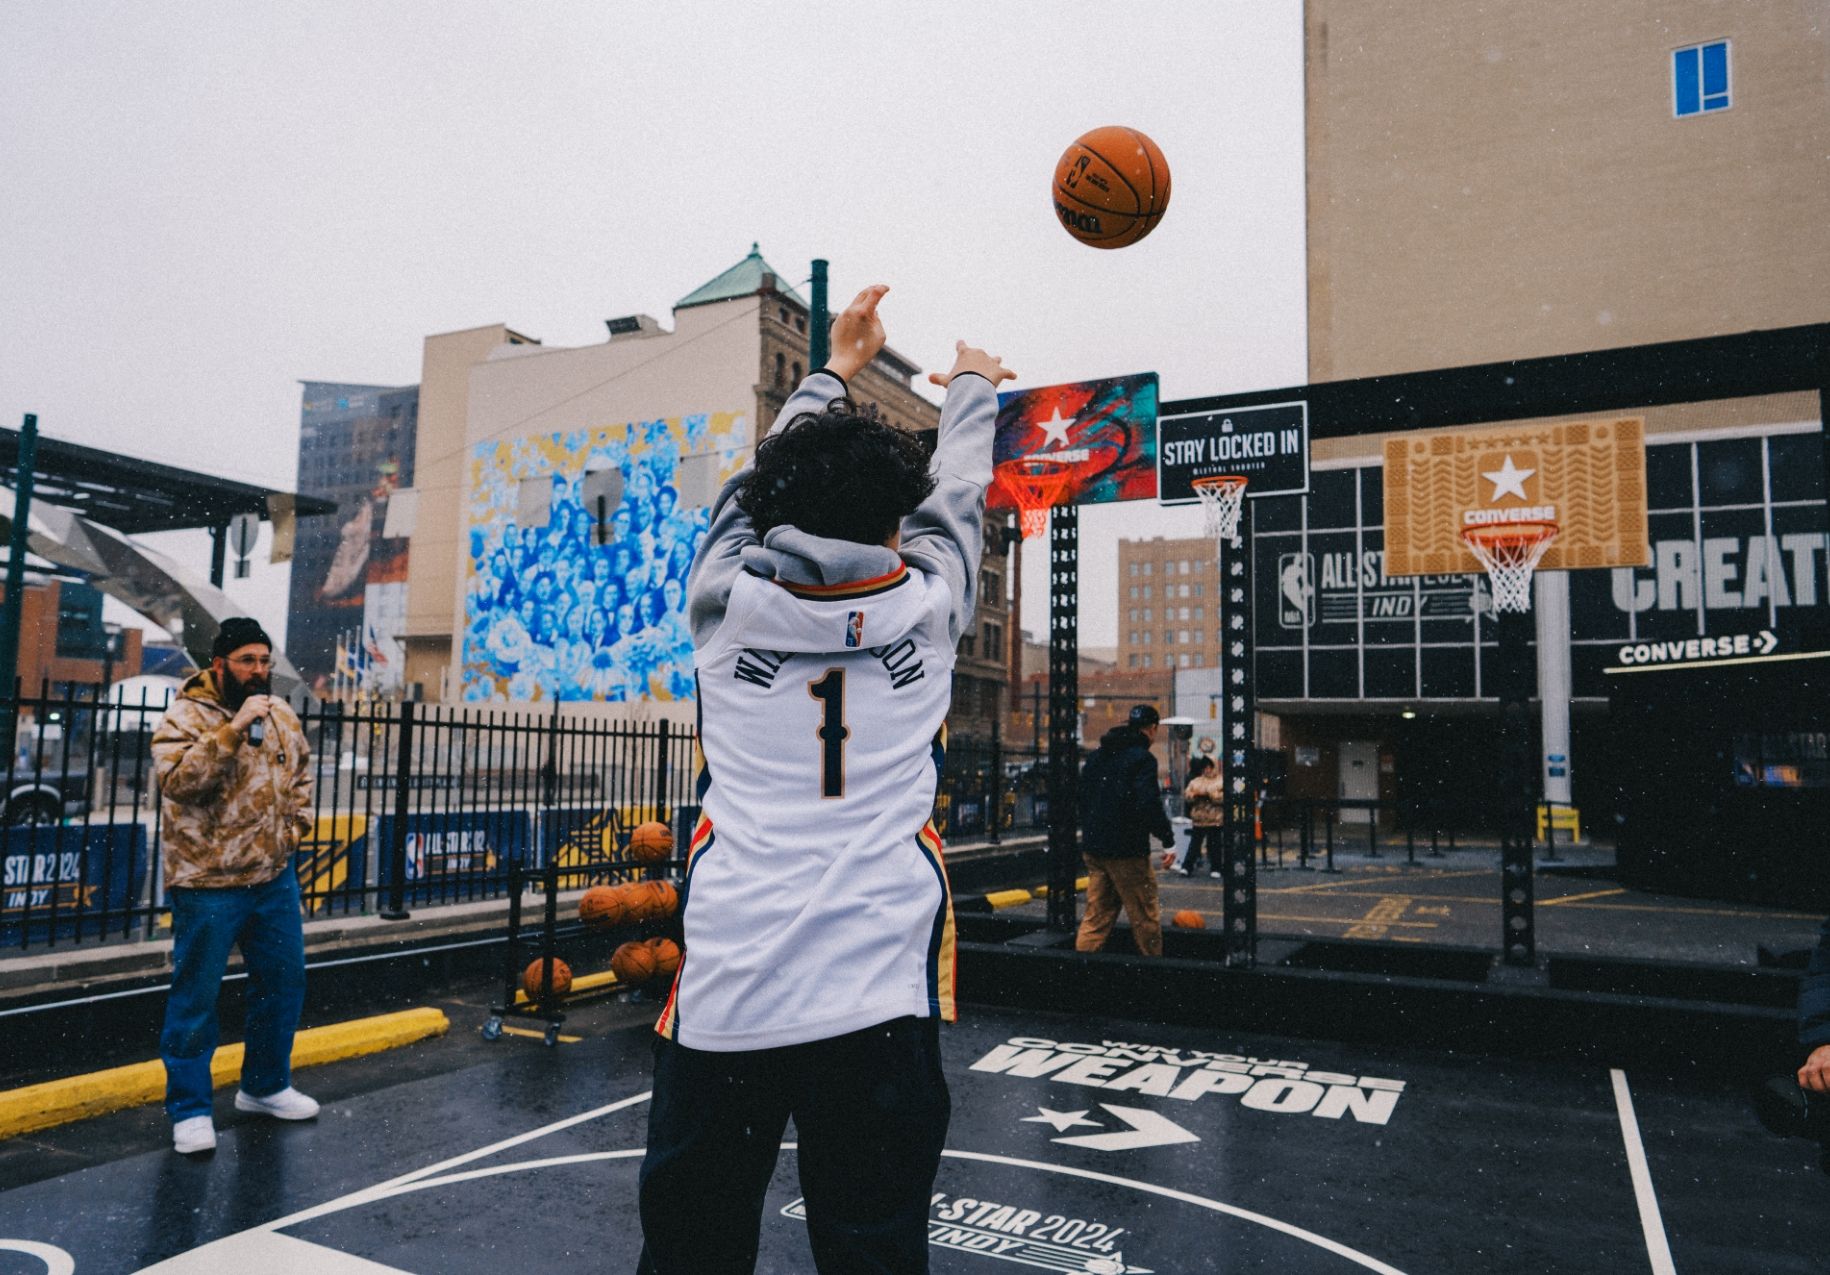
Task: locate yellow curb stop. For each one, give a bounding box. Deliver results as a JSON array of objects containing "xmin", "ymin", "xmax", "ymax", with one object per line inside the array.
[{"xmin": 0, "ymin": 1006, "xmax": 450, "ymax": 1141}]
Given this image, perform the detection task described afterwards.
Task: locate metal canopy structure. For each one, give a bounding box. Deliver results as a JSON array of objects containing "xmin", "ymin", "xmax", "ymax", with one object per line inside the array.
[{"xmin": 0, "ymin": 425, "xmax": 335, "ymax": 535}]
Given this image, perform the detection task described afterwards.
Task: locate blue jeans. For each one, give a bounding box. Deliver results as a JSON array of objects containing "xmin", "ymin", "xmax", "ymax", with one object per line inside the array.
[{"xmin": 160, "ymin": 867, "xmax": 307, "ymax": 1122}]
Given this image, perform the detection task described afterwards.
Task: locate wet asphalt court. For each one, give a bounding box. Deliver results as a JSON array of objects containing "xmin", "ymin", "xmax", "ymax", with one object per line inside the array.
[{"xmin": 1, "ymin": 1001, "xmax": 1824, "ymax": 1274}]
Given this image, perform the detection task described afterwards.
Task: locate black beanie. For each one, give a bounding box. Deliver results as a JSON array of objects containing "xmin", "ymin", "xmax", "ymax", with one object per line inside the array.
[{"xmin": 211, "ymin": 617, "xmax": 273, "ymax": 659}]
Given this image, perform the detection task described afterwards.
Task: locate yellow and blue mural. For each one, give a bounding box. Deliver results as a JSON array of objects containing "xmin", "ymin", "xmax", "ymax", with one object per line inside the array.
[{"xmin": 463, "ymin": 411, "xmax": 748, "ymax": 702}]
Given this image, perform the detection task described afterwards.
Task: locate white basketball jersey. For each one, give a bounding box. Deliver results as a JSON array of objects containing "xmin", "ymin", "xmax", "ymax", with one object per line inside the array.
[{"xmin": 657, "ymin": 560, "xmax": 958, "ymax": 1050}]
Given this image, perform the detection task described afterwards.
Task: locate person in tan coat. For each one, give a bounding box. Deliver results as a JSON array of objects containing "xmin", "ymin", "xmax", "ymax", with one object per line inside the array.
[
  {"xmin": 152, "ymin": 618, "xmax": 318, "ymax": 1154},
  {"xmin": 1178, "ymin": 756, "xmax": 1227, "ymax": 878}
]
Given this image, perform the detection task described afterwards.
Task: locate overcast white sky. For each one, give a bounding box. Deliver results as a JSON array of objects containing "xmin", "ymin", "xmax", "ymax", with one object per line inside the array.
[{"xmin": 0, "ymin": 1, "xmax": 1306, "ymax": 651}]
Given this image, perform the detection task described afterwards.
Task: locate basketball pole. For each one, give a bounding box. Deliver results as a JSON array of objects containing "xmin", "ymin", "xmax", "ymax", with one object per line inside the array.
[
  {"xmin": 809, "ymin": 259, "xmax": 829, "ymax": 371},
  {"xmin": 1219, "ymin": 503, "xmax": 1259, "ymax": 967},
  {"xmin": 1044, "ymin": 501, "xmax": 1080, "ymax": 934},
  {"xmin": 1494, "ymin": 608, "xmax": 1537, "ymax": 966}
]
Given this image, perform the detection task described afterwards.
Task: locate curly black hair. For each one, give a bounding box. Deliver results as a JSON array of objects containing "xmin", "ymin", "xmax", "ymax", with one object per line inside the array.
[{"xmin": 737, "ymin": 397, "xmax": 936, "ymax": 545}]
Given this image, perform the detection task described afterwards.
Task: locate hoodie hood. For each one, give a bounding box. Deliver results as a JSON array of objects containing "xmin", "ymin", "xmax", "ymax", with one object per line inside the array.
[
  {"xmin": 725, "ymin": 526, "xmax": 935, "ymax": 655},
  {"xmin": 1099, "ymin": 724, "xmax": 1151, "ymax": 752},
  {"xmin": 179, "ymin": 667, "xmax": 229, "ymax": 713}
]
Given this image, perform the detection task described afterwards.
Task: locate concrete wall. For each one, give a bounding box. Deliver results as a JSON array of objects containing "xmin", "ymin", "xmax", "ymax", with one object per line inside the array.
[{"xmin": 1306, "ymin": 0, "xmax": 1830, "ymax": 380}]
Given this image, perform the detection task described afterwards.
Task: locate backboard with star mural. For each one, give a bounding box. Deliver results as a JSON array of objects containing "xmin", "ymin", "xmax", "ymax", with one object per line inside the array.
[
  {"xmin": 988, "ymin": 372, "xmax": 1159, "ymax": 510},
  {"xmin": 1381, "ymin": 416, "xmax": 1650, "ymax": 575}
]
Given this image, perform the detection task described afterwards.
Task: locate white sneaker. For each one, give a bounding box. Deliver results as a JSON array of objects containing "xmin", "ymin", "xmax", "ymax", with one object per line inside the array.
[
  {"xmin": 235, "ymin": 1087, "xmax": 320, "ymax": 1121},
  {"xmin": 1209, "ymin": 870, "xmax": 1222, "ymax": 878},
  {"xmin": 173, "ymin": 1116, "xmax": 216, "ymax": 1154}
]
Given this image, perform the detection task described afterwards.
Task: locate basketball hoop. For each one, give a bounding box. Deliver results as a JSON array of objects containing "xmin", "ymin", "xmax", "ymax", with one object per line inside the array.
[
  {"xmin": 1461, "ymin": 521, "xmax": 1559, "ymax": 613},
  {"xmin": 1190, "ymin": 475, "xmax": 1249, "ymax": 548},
  {"xmin": 994, "ymin": 458, "xmax": 1081, "ymax": 540}
]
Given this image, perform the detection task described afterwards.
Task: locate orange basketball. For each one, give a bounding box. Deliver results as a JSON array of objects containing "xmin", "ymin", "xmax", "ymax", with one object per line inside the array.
[
  {"xmin": 649, "ymin": 881, "xmax": 679, "ymax": 918},
  {"xmin": 1052, "ymin": 126, "xmax": 1171, "ymax": 249},
  {"xmin": 522, "ymin": 956, "xmax": 573, "ymax": 999},
  {"xmin": 611, "ymin": 940, "xmax": 658, "ymax": 985},
  {"xmin": 628, "ymin": 821, "xmax": 674, "ymax": 863},
  {"xmin": 579, "ymin": 885, "xmax": 627, "ymax": 928},
  {"xmin": 1171, "ymin": 909, "xmax": 1207, "ymax": 930},
  {"xmin": 645, "ymin": 937, "xmax": 682, "ymax": 977}
]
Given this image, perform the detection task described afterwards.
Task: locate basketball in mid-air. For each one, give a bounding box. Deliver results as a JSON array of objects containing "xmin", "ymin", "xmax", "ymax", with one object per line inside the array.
[
  {"xmin": 1052, "ymin": 126, "xmax": 1171, "ymax": 249},
  {"xmin": 628, "ymin": 820, "xmax": 674, "ymax": 863}
]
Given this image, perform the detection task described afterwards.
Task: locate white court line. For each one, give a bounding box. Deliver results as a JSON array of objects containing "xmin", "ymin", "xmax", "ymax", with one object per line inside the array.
[
  {"xmin": 1610, "ymin": 1069, "xmax": 1678, "ymax": 1275},
  {"xmin": 243, "ymin": 1141, "xmax": 1412, "ymax": 1275}
]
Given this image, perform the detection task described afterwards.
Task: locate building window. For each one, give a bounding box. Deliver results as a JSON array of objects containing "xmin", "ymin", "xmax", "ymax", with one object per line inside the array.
[
  {"xmin": 958, "ymin": 634, "xmax": 976, "ymax": 658},
  {"xmin": 795, "ymin": 316, "xmax": 807, "ymax": 333},
  {"xmin": 1128, "ymin": 630, "xmax": 1138, "ymax": 644},
  {"xmin": 1143, "ymin": 585, "xmax": 1152, "ymax": 600},
  {"xmin": 1127, "ymin": 608, "xmax": 1138, "ymax": 622},
  {"xmin": 780, "ymin": 306, "xmax": 790, "ymax": 323},
  {"xmin": 1128, "ymin": 654, "xmax": 1139, "ymax": 668},
  {"xmin": 1673, "ymin": 41, "xmax": 1730, "ymax": 117},
  {"xmin": 1164, "ymin": 630, "xmax": 1175, "ymax": 644},
  {"xmin": 1128, "ymin": 562, "xmax": 1139, "ymax": 577},
  {"xmin": 1142, "ymin": 632, "xmax": 1152, "ymax": 645},
  {"xmin": 1178, "ymin": 654, "xmax": 1191, "ymax": 669},
  {"xmin": 1179, "ymin": 561, "xmax": 1190, "ymax": 575},
  {"xmin": 774, "ymin": 352, "xmax": 786, "ymax": 387},
  {"xmin": 1193, "ymin": 606, "xmax": 1204, "ymax": 621},
  {"xmin": 1143, "ymin": 608, "xmax": 1152, "ymax": 621},
  {"xmin": 792, "ymin": 361, "xmax": 803, "ymax": 381},
  {"xmin": 1178, "ymin": 630, "xmax": 1191, "ymax": 644},
  {"xmin": 1193, "ymin": 582, "xmax": 1203, "ymax": 597},
  {"xmin": 1142, "ymin": 654, "xmax": 1153, "ymax": 668},
  {"xmin": 1192, "ymin": 652, "xmax": 1204, "ymax": 668}
]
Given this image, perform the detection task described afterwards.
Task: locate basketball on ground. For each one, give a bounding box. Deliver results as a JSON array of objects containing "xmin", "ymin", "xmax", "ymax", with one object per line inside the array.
[
  {"xmin": 579, "ymin": 885, "xmax": 626, "ymax": 928},
  {"xmin": 645, "ymin": 936, "xmax": 682, "ymax": 977},
  {"xmin": 1172, "ymin": 909, "xmax": 1207, "ymax": 930},
  {"xmin": 628, "ymin": 820, "xmax": 674, "ymax": 863},
  {"xmin": 522, "ymin": 956, "xmax": 573, "ymax": 999},
  {"xmin": 611, "ymin": 940, "xmax": 658, "ymax": 985},
  {"xmin": 1052, "ymin": 126, "xmax": 1171, "ymax": 249}
]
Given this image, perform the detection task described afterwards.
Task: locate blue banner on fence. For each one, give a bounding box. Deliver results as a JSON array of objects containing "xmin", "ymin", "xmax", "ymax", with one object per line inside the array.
[
  {"xmin": 0, "ymin": 824, "xmax": 147, "ymax": 943},
  {"xmin": 373, "ymin": 810, "xmax": 535, "ymax": 903}
]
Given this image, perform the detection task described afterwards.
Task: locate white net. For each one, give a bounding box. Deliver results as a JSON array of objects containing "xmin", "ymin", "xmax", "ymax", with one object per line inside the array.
[
  {"xmin": 1191, "ymin": 477, "xmax": 1248, "ymax": 546},
  {"xmin": 1462, "ymin": 523, "xmax": 1559, "ymax": 613}
]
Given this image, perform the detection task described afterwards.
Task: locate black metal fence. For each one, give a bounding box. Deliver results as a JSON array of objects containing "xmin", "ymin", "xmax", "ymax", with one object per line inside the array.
[{"xmin": 0, "ymin": 686, "xmax": 1048, "ymax": 953}]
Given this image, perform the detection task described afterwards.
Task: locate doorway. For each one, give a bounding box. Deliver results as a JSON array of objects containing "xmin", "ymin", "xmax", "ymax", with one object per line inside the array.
[{"xmin": 1339, "ymin": 740, "xmax": 1378, "ymax": 824}]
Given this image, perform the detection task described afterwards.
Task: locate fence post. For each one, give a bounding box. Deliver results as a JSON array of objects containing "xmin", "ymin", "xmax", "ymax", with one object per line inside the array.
[
  {"xmin": 987, "ymin": 718, "xmax": 1003, "ymax": 846},
  {"xmin": 653, "ymin": 719, "xmax": 673, "ymax": 830},
  {"xmin": 380, "ymin": 701, "xmax": 414, "ymax": 920}
]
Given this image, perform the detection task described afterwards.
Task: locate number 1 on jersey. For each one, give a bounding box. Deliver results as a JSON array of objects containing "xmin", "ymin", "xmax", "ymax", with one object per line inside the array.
[{"xmin": 808, "ymin": 669, "xmax": 850, "ymax": 798}]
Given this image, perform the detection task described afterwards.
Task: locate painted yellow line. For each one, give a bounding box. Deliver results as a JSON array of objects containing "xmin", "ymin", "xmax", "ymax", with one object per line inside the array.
[
  {"xmin": 1262, "ymin": 869, "xmax": 1492, "ymax": 896},
  {"xmin": 1538, "ymin": 887, "xmax": 1628, "ymax": 907},
  {"xmin": 1258, "ymin": 912, "xmax": 1440, "ymax": 929},
  {"xmin": 0, "ymin": 1006, "xmax": 450, "ymax": 1140},
  {"xmin": 984, "ymin": 889, "xmax": 1033, "ymax": 910},
  {"xmin": 1344, "ymin": 896, "xmax": 1412, "ymax": 940},
  {"xmin": 513, "ymin": 969, "xmax": 620, "ymax": 1006},
  {"xmin": 1031, "ymin": 878, "xmax": 1090, "ymax": 899},
  {"xmin": 496, "ymin": 1025, "xmax": 582, "ymax": 1044}
]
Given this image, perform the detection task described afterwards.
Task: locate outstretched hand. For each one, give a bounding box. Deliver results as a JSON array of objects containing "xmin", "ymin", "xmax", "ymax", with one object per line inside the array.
[
  {"xmin": 827, "ymin": 284, "xmax": 890, "ymax": 382},
  {"xmin": 928, "ymin": 341, "xmax": 1016, "ymax": 390}
]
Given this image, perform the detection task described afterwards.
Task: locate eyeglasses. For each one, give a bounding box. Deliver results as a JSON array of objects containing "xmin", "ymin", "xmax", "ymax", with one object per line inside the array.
[{"xmin": 227, "ymin": 655, "xmax": 274, "ymax": 670}]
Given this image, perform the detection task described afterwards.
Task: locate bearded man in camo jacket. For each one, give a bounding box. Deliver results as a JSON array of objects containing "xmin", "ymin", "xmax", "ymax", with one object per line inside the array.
[{"xmin": 151, "ymin": 617, "xmax": 318, "ymax": 1154}]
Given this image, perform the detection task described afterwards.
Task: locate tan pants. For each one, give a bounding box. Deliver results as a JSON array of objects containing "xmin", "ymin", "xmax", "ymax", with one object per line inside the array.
[{"xmin": 1075, "ymin": 854, "xmax": 1163, "ymax": 956}]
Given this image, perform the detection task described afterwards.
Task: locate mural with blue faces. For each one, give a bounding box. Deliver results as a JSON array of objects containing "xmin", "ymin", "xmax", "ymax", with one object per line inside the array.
[{"xmin": 463, "ymin": 410, "xmax": 748, "ymax": 702}]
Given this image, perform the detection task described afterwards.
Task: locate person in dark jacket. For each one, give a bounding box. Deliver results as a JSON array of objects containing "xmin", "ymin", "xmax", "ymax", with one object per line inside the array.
[{"xmin": 1076, "ymin": 704, "xmax": 1176, "ymax": 956}]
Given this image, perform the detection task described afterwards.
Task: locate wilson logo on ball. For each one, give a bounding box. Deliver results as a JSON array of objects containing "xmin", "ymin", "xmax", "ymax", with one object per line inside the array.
[{"xmin": 1052, "ymin": 125, "xmax": 1171, "ymax": 249}]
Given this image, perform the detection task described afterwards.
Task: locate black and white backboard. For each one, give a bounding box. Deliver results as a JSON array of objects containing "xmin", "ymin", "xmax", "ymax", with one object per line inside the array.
[{"xmin": 1157, "ymin": 400, "xmax": 1310, "ymax": 504}]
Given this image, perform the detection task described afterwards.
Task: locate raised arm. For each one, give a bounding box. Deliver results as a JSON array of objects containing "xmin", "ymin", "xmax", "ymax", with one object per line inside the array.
[
  {"xmin": 686, "ymin": 286, "xmax": 891, "ymax": 647},
  {"xmin": 900, "ymin": 342, "xmax": 1016, "ymax": 643}
]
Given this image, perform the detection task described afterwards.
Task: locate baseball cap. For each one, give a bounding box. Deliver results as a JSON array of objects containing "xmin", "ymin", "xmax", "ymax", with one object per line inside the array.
[{"xmin": 1127, "ymin": 704, "xmax": 1160, "ymax": 728}]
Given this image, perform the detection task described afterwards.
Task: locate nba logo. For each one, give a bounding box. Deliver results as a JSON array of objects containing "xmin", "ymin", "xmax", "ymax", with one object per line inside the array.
[{"xmin": 845, "ymin": 611, "xmax": 865, "ymax": 648}]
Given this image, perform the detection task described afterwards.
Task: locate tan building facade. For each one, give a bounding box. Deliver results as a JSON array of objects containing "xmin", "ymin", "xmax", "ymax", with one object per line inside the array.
[
  {"xmin": 397, "ymin": 248, "xmax": 1008, "ymax": 730},
  {"xmin": 1116, "ymin": 536, "xmax": 1225, "ymax": 676},
  {"xmin": 1306, "ymin": 0, "xmax": 1830, "ymax": 382}
]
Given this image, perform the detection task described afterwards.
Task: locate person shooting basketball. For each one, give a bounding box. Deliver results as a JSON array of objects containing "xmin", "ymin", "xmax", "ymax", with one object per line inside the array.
[{"xmin": 636, "ymin": 284, "xmax": 1014, "ymax": 1274}]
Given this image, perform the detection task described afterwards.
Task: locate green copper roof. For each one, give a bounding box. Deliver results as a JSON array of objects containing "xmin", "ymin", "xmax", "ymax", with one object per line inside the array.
[{"xmin": 674, "ymin": 243, "xmax": 807, "ymax": 311}]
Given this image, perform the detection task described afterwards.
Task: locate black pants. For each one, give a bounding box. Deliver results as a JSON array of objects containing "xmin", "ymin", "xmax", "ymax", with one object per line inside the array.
[
  {"xmin": 1183, "ymin": 826, "xmax": 1223, "ymax": 873},
  {"xmin": 637, "ymin": 1016, "xmax": 950, "ymax": 1274}
]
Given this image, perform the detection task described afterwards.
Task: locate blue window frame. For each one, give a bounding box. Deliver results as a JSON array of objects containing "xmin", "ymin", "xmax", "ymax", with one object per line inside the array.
[{"xmin": 1673, "ymin": 41, "xmax": 1731, "ymax": 117}]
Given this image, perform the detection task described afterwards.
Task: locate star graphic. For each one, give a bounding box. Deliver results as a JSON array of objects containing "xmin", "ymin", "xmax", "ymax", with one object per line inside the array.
[
  {"xmin": 1034, "ymin": 407, "xmax": 1075, "ymax": 449},
  {"xmin": 1021, "ymin": 1106, "xmax": 1102, "ymax": 1133},
  {"xmin": 1482, "ymin": 454, "xmax": 1534, "ymax": 502}
]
